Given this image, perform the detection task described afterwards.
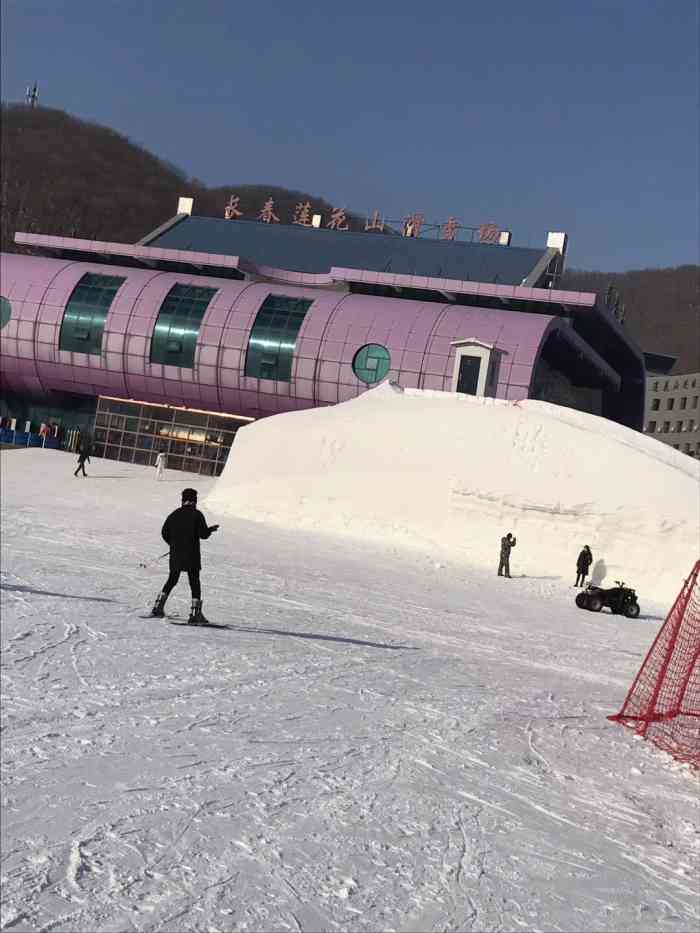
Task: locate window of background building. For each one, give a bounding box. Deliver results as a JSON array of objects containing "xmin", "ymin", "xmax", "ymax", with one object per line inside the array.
[
  {"xmin": 151, "ymin": 284, "xmax": 217, "ymax": 368},
  {"xmin": 664, "ymin": 381, "xmax": 669, "ymax": 390},
  {"xmin": 92, "ymin": 397, "xmax": 245, "ymax": 476},
  {"xmin": 59, "ymin": 273, "xmax": 125, "ymax": 354},
  {"xmin": 673, "ymin": 380, "xmax": 679, "ymax": 389},
  {"xmin": 680, "ymin": 397, "xmax": 687, "ymax": 409},
  {"xmin": 666, "ymin": 397, "xmax": 675, "ymax": 410},
  {"xmin": 673, "ymin": 444, "xmax": 680, "ymax": 449},
  {"xmin": 647, "ymin": 420, "xmax": 656, "ymax": 432},
  {"xmin": 0, "ymin": 296, "xmax": 11, "ymax": 330},
  {"xmin": 653, "ymin": 381, "xmax": 659, "ymax": 391},
  {"xmin": 676, "ymin": 420, "xmax": 683, "ymax": 432},
  {"xmin": 352, "ymin": 344, "xmax": 392, "ymax": 384},
  {"xmin": 692, "ymin": 379, "xmax": 697, "ymax": 388},
  {"xmin": 651, "ymin": 398, "xmax": 660, "ymax": 410},
  {"xmin": 683, "ymin": 379, "xmax": 688, "ymax": 388},
  {"xmin": 693, "ymin": 397, "xmax": 698, "ymax": 409},
  {"xmin": 663, "ymin": 421, "xmax": 670, "ymax": 432},
  {"xmin": 244, "ymin": 295, "xmax": 313, "ymax": 381}
]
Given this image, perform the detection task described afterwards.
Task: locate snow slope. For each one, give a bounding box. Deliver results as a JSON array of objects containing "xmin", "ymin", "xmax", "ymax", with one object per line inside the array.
[
  {"xmin": 1, "ymin": 449, "xmax": 699, "ymax": 933},
  {"xmin": 207, "ymin": 383, "xmax": 699, "ymax": 604}
]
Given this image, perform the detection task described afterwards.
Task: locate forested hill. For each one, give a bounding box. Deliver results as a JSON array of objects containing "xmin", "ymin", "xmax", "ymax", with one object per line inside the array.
[
  {"xmin": 2, "ymin": 104, "xmax": 697, "ymax": 372},
  {"xmin": 0, "ymin": 104, "xmax": 367, "ymax": 252},
  {"xmin": 560, "ymin": 267, "xmax": 699, "ymax": 374}
]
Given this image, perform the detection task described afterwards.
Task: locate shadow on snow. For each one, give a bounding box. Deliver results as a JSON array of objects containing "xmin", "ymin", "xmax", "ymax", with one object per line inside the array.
[
  {"xmin": 227, "ymin": 623, "xmax": 417, "ymax": 651},
  {"xmin": 0, "ymin": 584, "xmax": 116, "ymax": 603}
]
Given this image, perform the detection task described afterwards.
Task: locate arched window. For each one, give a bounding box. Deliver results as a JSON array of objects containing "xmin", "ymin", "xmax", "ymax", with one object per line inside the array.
[
  {"xmin": 245, "ymin": 295, "xmax": 312, "ymax": 381},
  {"xmin": 59, "ymin": 274, "xmax": 125, "ymax": 354},
  {"xmin": 151, "ymin": 284, "xmax": 217, "ymax": 368},
  {"xmin": 0, "ymin": 296, "xmax": 11, "ymax": 330}
]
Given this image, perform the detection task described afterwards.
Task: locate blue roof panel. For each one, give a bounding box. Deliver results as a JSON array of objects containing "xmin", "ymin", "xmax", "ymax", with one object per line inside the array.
[{"xmin": 149, "ymin": 216, "xmax": 545, "ymax": 285}]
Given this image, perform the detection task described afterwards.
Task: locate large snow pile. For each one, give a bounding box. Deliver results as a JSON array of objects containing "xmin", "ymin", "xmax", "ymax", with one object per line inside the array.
[{"xmin": 207, "ymin": 383, "xmax": 699, "ymax": 604}]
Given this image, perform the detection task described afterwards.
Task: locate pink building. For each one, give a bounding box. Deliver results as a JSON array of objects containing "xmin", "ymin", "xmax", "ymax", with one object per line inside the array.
[{"xmin": 0, "ymin": 208, "xmax": 645, "ymax": 474}]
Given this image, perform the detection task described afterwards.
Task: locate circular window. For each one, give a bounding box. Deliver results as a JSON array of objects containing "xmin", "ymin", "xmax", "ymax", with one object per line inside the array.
[
  {"xmin": 0, "ymin": 296, "xmax": 11, "ymax": 330},
  {"xmin": 352, "ymin": 344, "xmax": 391, "ymax": 384}
]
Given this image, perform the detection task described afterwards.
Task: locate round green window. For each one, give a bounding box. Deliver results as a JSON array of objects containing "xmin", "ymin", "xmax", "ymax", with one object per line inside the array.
[
  {"xmin": 0, "ymin": 296, "xmax": 11, "ymax": 330},
  {"xmin": 352, "ymin": 343, "xmax": 391, "ymax": 384}
]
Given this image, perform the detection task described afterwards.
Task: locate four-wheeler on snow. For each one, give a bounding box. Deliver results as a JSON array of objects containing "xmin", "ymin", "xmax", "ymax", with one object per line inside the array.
[{"xmin": 576, "ymin": 581, "xmax": 641, "ymax": 618}]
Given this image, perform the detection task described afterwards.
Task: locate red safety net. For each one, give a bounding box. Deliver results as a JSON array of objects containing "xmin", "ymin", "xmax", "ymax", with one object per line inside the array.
[{"xmin": 608, "ymin": 560, "xmax": 700, "ymax": 767}]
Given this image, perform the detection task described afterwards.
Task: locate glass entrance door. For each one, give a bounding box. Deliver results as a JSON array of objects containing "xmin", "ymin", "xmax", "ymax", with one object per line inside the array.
[{"xmin": 457, "ymin": 355, "xmax": 481, "ymax": 395}]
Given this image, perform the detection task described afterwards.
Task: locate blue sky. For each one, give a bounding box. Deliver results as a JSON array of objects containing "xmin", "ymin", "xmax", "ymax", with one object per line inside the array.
[{"xmin": 2, "ymin": 0, "xmax": 697, "ymax": 270}]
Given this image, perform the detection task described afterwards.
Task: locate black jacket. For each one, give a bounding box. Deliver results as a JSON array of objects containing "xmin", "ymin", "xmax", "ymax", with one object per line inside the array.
[
  {"xmin": 162, "ymin": 504, "xmax": 212, "ymax": 572},
  {"xmin": 500, "ymin": 535, "xmax": 516, "ymax": 557},
  {"xmin": 577, "ymin": 548, "xmax": 593, "ymax": 573}
]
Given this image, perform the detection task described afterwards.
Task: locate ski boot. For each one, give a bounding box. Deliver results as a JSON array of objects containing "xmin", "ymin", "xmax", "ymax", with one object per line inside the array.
[
  {"xmin": 188, "ymin": 599, "xmax": 210, "ymax": 625},
  {"xmin": 150, "ymin": 592, "xmax": 168, "ymax": 618}
]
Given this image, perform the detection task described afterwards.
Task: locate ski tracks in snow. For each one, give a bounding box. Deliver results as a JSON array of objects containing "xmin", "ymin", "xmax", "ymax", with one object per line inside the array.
[{"xmin": 1, "ymin": 462, "xmax": 699, "ymax": 932}]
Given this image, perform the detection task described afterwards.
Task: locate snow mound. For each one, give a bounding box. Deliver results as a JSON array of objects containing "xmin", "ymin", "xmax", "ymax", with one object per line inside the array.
[{"xmin": 206, "ymin": 382, "xmax": 699, "ymax": 603}]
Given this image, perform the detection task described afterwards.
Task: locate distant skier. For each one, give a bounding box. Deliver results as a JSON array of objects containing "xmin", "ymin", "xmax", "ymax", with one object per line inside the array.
[
  {"xmin": 73, "ymin": 448, "xmax": 90, "ymax": 478},
  {"xmin": 150, "ymin": 487, "xmax": 219, "ymax": 624},
  {"xmin": 155, "ymin": 451, "xmax": 166, "ymax": 481},
  {"xmin": 575, "ymin": 545, "xmax": 593, "ymax": 587},
  {"xmin": 498, "ymin": 532, "xmax": 516, "ymax": 578}
]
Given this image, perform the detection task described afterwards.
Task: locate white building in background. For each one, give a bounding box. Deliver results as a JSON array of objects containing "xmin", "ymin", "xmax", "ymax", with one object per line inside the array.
[{"xmin": 644, "ymin": 372, "xmax": 700, "ymax": 458}]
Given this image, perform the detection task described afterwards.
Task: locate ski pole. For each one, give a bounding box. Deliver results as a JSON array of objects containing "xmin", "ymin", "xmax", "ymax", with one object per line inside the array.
[{"xmin": 138, "ymin": 550, "xmax": 169, "ymax": 569}]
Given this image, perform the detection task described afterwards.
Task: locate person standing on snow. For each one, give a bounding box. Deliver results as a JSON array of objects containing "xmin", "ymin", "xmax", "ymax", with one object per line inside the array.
[
  {"xmin": 149, "ymin": 487, "xmax": 219, "ymax": 624},
  {"xmin": 73, "ymin": 448, "xmax": 90, "ymax": 478},
  {"xmin": 575, "ymin": 545, "xmax": 593, "ymax": 587},
  {"xmin": 155, "ymin": 450, "xmax": 166, "ymax": 481},
  {"xmin": 498, "ymin": 532, "xmax": 516, "ymax": 577}
]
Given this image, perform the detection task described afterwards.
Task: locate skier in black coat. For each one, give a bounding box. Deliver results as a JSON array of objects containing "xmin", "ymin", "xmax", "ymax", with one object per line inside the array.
[
  {"xmin": 150, "ymin": 488, "xmax": 219, "ymax": 624},
  {"xmin": 498, "ymin": 533, "xmax": 516, "ymax": 577},
  {"xmin": 575, "ymin": 545, "xmax": 593, "ymax": 587}
]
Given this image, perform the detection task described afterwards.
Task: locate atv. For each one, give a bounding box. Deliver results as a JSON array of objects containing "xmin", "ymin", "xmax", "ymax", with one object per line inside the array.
[{"xmin": 576, "ymin": 581, "xmax": 640, "ymax": 618}]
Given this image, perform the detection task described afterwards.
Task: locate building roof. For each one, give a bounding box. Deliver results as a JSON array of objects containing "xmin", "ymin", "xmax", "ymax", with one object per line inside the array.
[{"xmin": 146, "ymin": 216, "xmax": 547, "ymax": 286}]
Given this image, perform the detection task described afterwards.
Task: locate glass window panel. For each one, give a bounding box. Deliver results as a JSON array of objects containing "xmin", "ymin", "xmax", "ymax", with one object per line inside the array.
[
  {"xmin": 105, "ymin": 444, "xmax": 120, "ymax": 459},
  {"xmin": 173, "ymin": 409, "xmax": 209, "ymax": 427},
  {"xmin": 107, "ymin": 429, "xmax": 123, "ymax": 444},
  {"xmin": 352, "ymin": 344, "xmax": 391, "ymax": 384},
  {"xmin": 150, "ymin": 284, "xmax": 217, "ymax": 368},
  {"xmin": 59, "ymin": 274, "xmax": 125, "ymax": 354},
  {"xmin": 245, "ymin": 295, "xmax": 312, "ymax": 382},
  {"xmin": 118, "ymin": 448, "xmax": 134, "ymax": 462}
]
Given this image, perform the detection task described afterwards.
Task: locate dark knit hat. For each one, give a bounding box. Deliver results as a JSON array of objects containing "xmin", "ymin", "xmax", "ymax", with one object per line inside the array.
[{"xmin": 182, "ymin": 488, "xmax": 198, "ymax": 503}]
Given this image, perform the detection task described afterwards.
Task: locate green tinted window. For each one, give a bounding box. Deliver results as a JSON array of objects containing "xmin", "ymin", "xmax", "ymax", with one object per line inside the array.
[
  {"xmin": 59, "ymin": 274, "xmax": 125, "ymax": 354},
  {"xmin": 352, "ymin": 344, "xmax": 391, "ymax": 384},
  {"xmin": 150, "ymin": 284, "xmax": 217, "ymax": 368},
  {"xmin": 245, "ymin": 294, "xmax": 312, "ymax": 381},
  {"xmin": 0, "ymin": 296, "xmax": 11, "ymax": 329}
]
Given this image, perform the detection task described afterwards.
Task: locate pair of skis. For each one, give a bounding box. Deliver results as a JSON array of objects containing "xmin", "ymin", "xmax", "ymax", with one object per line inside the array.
[{"xmin": 138, "ymin": 613, "xmax": 230, "ymax": 630}]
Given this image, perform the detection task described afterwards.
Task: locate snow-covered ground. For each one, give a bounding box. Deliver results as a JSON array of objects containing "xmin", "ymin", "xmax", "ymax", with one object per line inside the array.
[
  {"xmin": 207, "ymin": 384, "xmax": 699, "ymax": 605},
  {"xmin": 1, "ymin": 447, "xmax": 699, "ymax": 933}
]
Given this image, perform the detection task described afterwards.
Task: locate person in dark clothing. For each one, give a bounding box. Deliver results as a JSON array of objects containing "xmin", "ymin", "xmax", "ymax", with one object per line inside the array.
[
  {"xmin": 498, "ymin": 532, "xmax": 516, "ymax": 577},
  {"xmin": 73, "ymin": 450, "xmax": 90, "ymax": 477},
  {"xmin": 575, "ymin": 545, "xmax": 593, "ymax": 587},
  {"xmin": 150, "ymin": 488, "xmax": 219, "ymax": 624}
]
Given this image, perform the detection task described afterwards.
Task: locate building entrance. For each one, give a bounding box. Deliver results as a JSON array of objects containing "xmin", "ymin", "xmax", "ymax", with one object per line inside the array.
[{"xmin": 456, "ymin": 355, "xmax": 481, "ymax": 395}]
